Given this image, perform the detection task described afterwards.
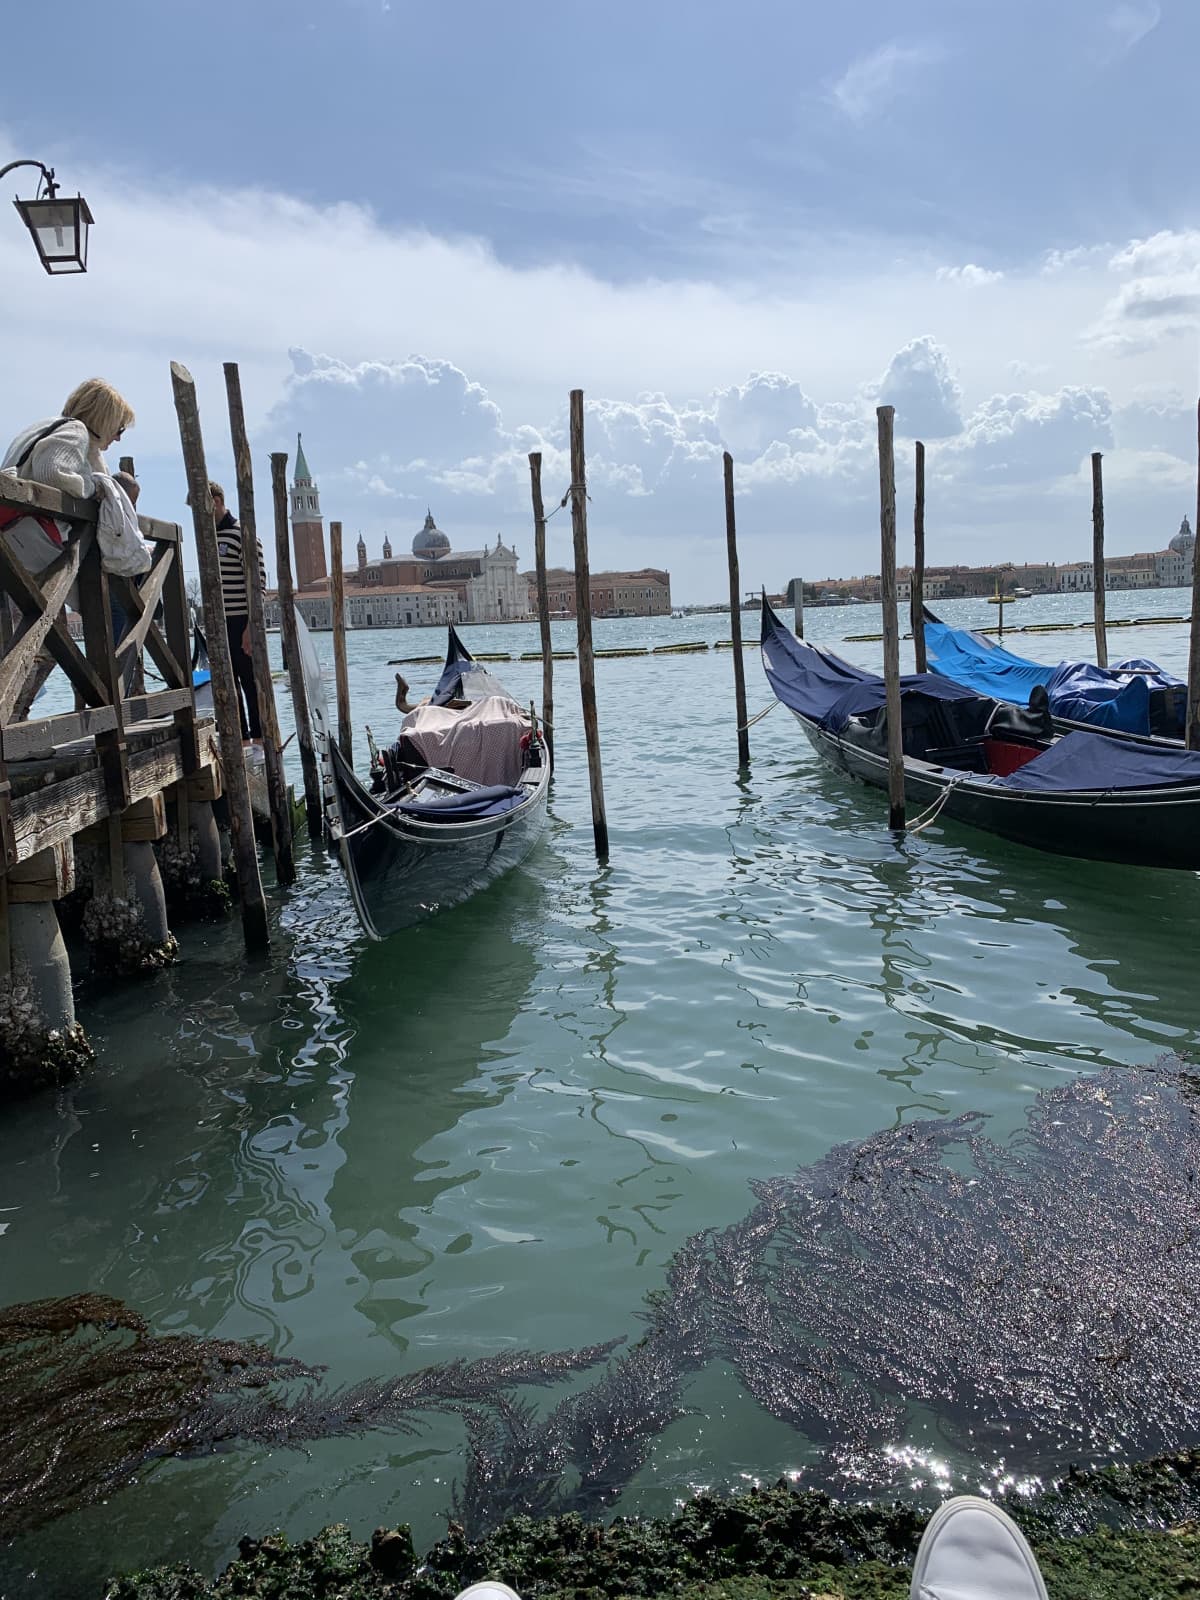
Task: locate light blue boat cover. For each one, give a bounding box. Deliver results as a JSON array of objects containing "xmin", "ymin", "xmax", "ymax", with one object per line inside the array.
[{"xmin": 923, "ymin": 614, "xmax": 1182, "ymax": 735}]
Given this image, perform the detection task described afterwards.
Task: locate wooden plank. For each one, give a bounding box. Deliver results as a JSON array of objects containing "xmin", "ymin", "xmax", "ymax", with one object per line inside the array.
[
  {"xmin": 79, "ymin": 792, "xmax": 166, "ymax": 844},
  {"xmin": 225, "ymin": 362, "xmax": 294, "ymax": 885},
  {"xmin": 0, "ymin": 469, "xmax": 98, "ymax": 525},
  {"xmin": 568, "ymin": 390, "xmax": 608, "ymax": 858},
  {"xmin": 110, "ymin": 566, "xmax": 187, "ymax": 690},
  {"xmin": 171, "ymin": 359, "xmax": 268, "ymax": 951},
  {"xmin": 77, "ymin": 535, "xmax": 129, "ymax": 815},
  {"xmin": 185, "ymin": 765, "xmax": 222, "ymax": 803},
  {"xmin": 877, "ymin": 405, "xmax": 904, "ymax": 831},
  {"xmin": 112, "ymin": 544, "xmax": 174, "ymax": 666},
  {"xmin": 7, "ymin": 841, "xmax": 74, "ymax": 902},
  {"xmin": 528, "ymin": 451, "xmax": 555, "ymax": 770},
  {"xmin": 2, "ymin": 705, "xmax": 119, "ymax": 762},
  {"xmin": 0, "ymin": 469, "xmax": 179, "ymax": 544},
  {"xmin": 121, "ymin": 687, "xmax": 193, "ymax": 725},
  {"xmin": 9, "ymin": 739, "xmax": 219, "ymax": 863},
  {"xmin": 329, "ymin": 520, "xmax": 353, "ymax": 766},
  {"xmin": 271, "ymin": 452, "xmax": 323, "ymax": 839},
  {"xmin": 722, "ymin": 452, "xmax": 750, "ymax": 769},
  {"xmin": 0, "ymin": 536, "xmax": 88, "ymax": 720}
]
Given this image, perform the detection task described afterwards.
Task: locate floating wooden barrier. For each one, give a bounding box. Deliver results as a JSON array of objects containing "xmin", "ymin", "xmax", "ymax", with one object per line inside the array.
[
  {"xmin": 596, "ymin": 646, "xmax": 650, "ymax": 658},
  {"xmin": 389, "ymin": 655, "xmax": 441, "ymax": 665},
  {"xmin": 473, "ymin": 652, "xmax": 512, "ymax": 662},
  {"xmin": 714, "ymin": 639, "xmax": 757, "ymax": 649},
  {"xmin": 521, "ymin": 650, "xmax": 576, "ymax": 661},
  {"xmin": 652, "ymin": 641, "xmax": 707, "ymax": 655}
]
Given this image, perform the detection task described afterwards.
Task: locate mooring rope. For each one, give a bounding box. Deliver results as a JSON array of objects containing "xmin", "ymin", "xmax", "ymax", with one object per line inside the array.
[
  {"xmin": 905, "ymin": 771, "xmax": 972, "ymax": 835},
  {"xmin": 739, "ymin": 700, "xmax": 779, "ymax": 731}
]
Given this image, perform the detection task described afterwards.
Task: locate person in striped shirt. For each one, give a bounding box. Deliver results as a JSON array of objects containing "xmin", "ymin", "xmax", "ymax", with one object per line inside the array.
[{"xmin": 212, "ymin": 481, "xmax": 267, "ymax": 745}]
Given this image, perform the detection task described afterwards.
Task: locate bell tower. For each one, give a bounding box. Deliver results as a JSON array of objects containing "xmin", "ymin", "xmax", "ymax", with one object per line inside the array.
[{"xmin": 290, "ymin": 434, "xmax": 327, "ymax": 591}]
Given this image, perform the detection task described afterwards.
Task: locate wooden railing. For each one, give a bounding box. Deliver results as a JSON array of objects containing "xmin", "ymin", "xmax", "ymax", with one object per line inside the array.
[{"xmin": 0, "ymin": 470, "xmax": 201, "ymax": 869}]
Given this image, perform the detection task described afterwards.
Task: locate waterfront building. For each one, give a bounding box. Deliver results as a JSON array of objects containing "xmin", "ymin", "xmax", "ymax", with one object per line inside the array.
[
  {"xmin": 530, "ymin": 567, "xmax": 672, "ymax": 618},
  {"xmin": 1155, "ymin": 518, "xmax": 1196, "ymax": 588},
  {"xmin": 268, "ymin": 490, "xmax": 530, "ymax": 628}
]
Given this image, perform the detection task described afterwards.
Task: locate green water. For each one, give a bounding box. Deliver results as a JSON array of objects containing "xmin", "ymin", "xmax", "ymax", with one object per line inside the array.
[{"xmin": 2, "ymin": 591, "xmax": 1199, "ymax": 1596}]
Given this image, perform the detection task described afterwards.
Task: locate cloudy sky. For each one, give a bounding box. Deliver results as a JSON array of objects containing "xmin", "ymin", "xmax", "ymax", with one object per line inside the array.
[{"xmin": 2, "ymin": 0, "xmax": 1198, "ymax": 599}]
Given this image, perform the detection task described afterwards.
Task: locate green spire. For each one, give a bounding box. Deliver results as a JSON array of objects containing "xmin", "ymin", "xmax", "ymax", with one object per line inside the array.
[{"xmin": 295, "ymin": 432, "xmax": 311, "ymax": 484}]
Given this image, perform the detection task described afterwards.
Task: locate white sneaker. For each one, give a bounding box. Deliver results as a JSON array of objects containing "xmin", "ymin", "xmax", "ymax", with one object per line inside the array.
[
  {"xmin": 454, "ymin": 1585, "xmax": 522, "ymax": 1600},
  {"xmin": 910, "ymin": 1495, "xmax": 1048, "ymax": 1600}
]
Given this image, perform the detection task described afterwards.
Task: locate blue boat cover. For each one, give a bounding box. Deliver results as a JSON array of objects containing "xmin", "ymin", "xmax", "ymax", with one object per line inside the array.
[
  {"xmin": 924, "ymin": 614, "xmax": 1182, "ymax": 735},
  {"xmin": 395, "ymin": 784, "xmax": 526, "ymax": 824},
  {"xmin": 760, "ymin": 600, "xmax": 981, "ymax": 733},
  {"xmin": 995, "ymin": 730, "xmax": 1200, "ymax": 792}
]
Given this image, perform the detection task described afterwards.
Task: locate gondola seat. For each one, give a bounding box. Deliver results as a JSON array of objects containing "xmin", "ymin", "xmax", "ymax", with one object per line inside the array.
[{"xmin": 394, "ymin": 785, "xmax": 526, "ymax": 824}]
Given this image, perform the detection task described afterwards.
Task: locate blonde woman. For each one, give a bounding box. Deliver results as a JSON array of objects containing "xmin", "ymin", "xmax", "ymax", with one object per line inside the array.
[
  {"xmin": 1, "ymin": 378, "xmax": 135, "ymax": 573},
  {"xmin": 1, "ymin": 379, "xmax": 136, "ymax": 711}
]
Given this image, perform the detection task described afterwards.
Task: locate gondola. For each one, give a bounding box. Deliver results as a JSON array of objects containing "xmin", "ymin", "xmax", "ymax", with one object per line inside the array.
[
  {"xmin": 922, "ymin": 606, "xmax": 1186, "ymax": 745},
  {"xmin": 296, "ymin": 614, "xmax": 550, "ymax": 938},
  {"xmin": 760, "ymin": 597, "xmax": 1200, "ymax": 871}
]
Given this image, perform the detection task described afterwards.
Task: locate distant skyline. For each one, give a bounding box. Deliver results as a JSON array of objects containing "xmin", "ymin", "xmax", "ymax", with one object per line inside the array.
[{"xmin": 2, "ymin": 0, "xmax": 1198, "ymax": 601}]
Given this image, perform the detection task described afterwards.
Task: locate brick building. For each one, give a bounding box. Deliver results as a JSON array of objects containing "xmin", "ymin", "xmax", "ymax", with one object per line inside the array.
[{"xmin": 529, "ymin": 567, "xmax": 672, "ymax": 618}]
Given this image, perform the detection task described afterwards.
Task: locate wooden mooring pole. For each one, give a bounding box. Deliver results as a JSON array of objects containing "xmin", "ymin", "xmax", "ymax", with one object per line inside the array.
[
  {"xmin": 270, "ymin": 454, "xmax": 324, "ymax": 838},
  {"xmin": 329, "ymin": 520, "xmax": 353, "ymax": 767},
  {"xmin": 877, "ymin": 406, "xmax": 905, "ymax": 831},
  {"xmin": 224, "ymin": 363, "xmax": 295, "ymax": 886},
  {"xmin": 722, "ymin": 452, "xmax": 751, "ymax": 769},
  {"xmin": 528, "ymin": 451, "xmax": 555, "ymax": 771},
  {"xmin": 793, "ymin": 576, "xmax": 805, "ymax": 640},
  {"xmin": 568, "ymin": 390, "xmax": 609, "ymax": 858},
  {"xmin": 1092, "ymin": 451, "xmax": 1108, "ymax": 668},
  {"xmin": 911, "ymin": 439, "xmax": 927, "ymax": 673},
  {"xmin": 1187, "ymin": 400, "xmax": 1200, "ymax": 751},
  {"xmin": 170, "ymin": 360, "xmax": 269, "ymax": 951}
]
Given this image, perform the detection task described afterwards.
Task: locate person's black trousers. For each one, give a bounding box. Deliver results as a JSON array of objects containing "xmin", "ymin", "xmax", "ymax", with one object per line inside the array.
[{"xmin": 226, "ymin": 614, "xmax": 262, "ymax": 740}]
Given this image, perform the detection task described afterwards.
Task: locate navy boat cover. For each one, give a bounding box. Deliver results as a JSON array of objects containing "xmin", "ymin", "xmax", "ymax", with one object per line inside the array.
[
  {"xmin": 996, "ymin": 730, "xmax": 1200, "ymax": 792},
  {"xmin": 760, "ymin": 599, "xmax": 980, "ymax": 733},
  {"xmin": 395, "ymin": 784, "xmax": 526, "ymax": 823},
  {"xmin": 923, "ymin": 612, "xmax": 1182, "ymax": 735},
  {"xmin": 762, "ymin": 601, "xmax": 1200, "ymax": 796}
]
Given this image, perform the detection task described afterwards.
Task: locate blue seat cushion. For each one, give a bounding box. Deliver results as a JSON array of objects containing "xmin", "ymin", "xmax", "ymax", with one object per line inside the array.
[{"xmin": 394, "ymin": 784, "xmax": 526, "ymax": 823}]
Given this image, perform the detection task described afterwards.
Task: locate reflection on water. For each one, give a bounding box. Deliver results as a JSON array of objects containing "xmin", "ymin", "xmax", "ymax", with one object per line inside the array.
[{"xmin": 1, "ymin": 603, "xmax": 1199, "ymax": 1596}]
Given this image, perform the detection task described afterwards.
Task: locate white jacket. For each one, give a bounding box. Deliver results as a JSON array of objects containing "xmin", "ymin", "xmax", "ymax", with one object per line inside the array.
[{"xmin": 93, "ymin": 473, "xmax": 152, "ymax": 578}]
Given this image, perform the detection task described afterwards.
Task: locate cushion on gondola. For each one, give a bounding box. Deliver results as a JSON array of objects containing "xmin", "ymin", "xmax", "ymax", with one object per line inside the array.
[{"xmin": 394, "ymin": 784, "xmax": 526, "ymax": 823}]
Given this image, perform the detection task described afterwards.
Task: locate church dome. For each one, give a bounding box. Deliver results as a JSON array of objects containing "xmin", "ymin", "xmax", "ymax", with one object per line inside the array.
[
  {"xmin": 1170, "ymin": 516, "xmax": 1194, "ymax": 555},
  {"xmin": 413, "ymin": 509, "xmax": 450, "ymax": 558}
]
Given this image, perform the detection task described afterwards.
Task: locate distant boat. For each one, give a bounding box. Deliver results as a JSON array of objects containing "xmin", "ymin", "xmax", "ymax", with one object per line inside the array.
[
  {"xmin": 670, "ymin": 609, "xmax": 684, "ymax": 619},
  {"xmin": 297, "ymin": 616, "xmax": 551, "ymax": 939},
  {"xmin": 988, "ymin": 586, "xmax": 1033, "ymax": 602},
  {"xmin": 760, "ymin": 597, "xmax": 1200, "ymax": 871}
]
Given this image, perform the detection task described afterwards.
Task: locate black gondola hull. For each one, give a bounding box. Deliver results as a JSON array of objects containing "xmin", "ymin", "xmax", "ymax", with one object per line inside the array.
[
  {"xmin": 794, "ymin": 711, "xmax": 1200, "ymax": 871},
  {"xmin": 331, "ymin": 742, "xmax": 550, "ymax": 939}
]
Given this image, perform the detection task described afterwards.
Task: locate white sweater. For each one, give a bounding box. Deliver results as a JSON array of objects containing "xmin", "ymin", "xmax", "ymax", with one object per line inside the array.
[{"xmin": 1, "ymin": 417, "xmax": 105, "ymax": 575}]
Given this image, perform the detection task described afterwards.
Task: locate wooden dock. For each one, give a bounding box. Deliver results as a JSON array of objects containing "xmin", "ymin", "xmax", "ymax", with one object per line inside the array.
[{"xmin": 0, "ymin": 469, "xmax": 223, "ymax": 1087}]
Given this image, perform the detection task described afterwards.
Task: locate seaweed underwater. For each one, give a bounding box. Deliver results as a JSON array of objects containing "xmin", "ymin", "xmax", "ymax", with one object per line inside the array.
[{"xmin": 6, "ymin": 1054, "xmax": 1200, "ymax": 1543}]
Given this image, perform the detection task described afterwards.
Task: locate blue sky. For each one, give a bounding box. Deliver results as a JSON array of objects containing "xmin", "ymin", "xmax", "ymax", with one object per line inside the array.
[{"xmin": 2, "ymin": 0, "xmax": 1197, "ymax": 598}]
